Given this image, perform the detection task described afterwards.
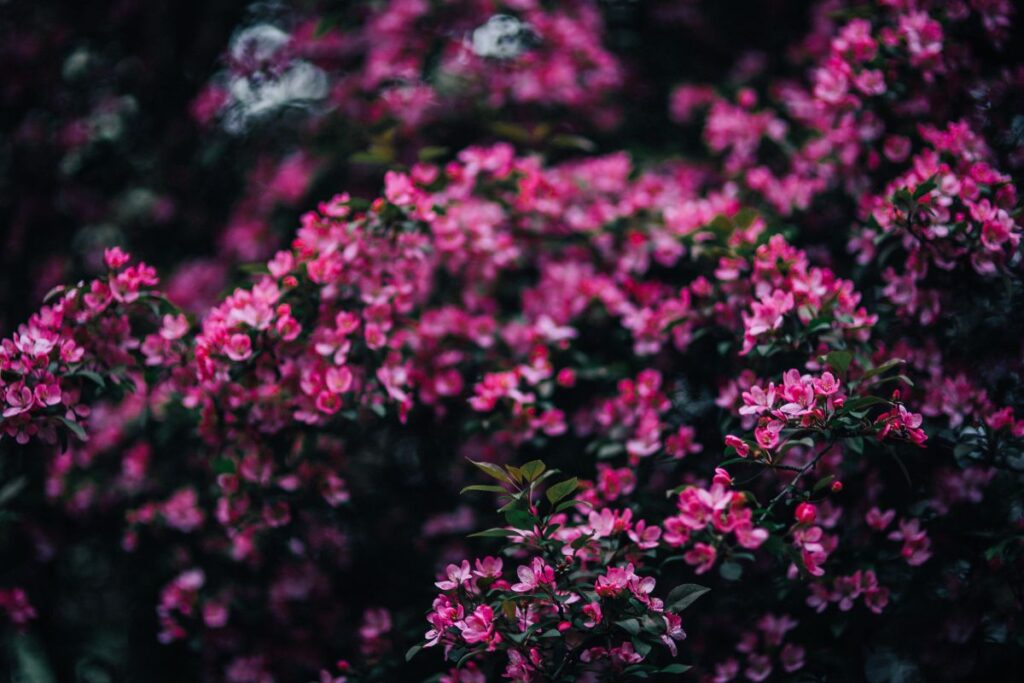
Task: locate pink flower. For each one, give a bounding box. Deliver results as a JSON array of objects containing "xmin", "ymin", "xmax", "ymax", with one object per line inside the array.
[
  {"xmin": 472, "ymin": 557, "xmax": 503, "ymax": 580},
  {"xmin": 754, "ymin": 420, "xmax": 783, "ymax": 450},
  {"xmin": 865, "ymin": 507, "xmax": 895, "ymax": 531},
  {"xmin": 595, "ymin": 564, "xmax": 639, "ymax": 598},
  {"xmin": 325, "ymin": 366, "xmax": 354, "ymax": 394},
  {"xmin": 795, "ymin": 503, "xmax": 817, "ymax": 525},
  {"xmin": 724, "ymin": 434, "xmax": 750, "ymax": 457},
  {"xmin": 780, "ymin": 643, "xmax": 806, "ymax": 673},
  {"xmin": 745, "ymin": 653, "xmax": 773, "ymax": 682},
  {"xmin": 582, "ymin": 602, "xmax": 602, "ymax": 628},
  {"xmin": 812, "ymin": 372, "xmax": 840, "ymax": 396},
  {"xmin": 733, "ymin": 520, "xmax": 769, "ymax": 549},
  {"xmin": 3, "ymin": 385, "xmax": 34, "ymax": 418},
  {"xmin": 457, "ymin": 605, "xmax": 496, "ymax": 645},
  {"xmin": 203, "ymin": 601, "xmax": 229, "ymax": 628},
  {"xmin": 104, "ymin": 246, "xmax": 131, "ymax": 270},
  {"xmin": 712, "ymin": 468, "xmax": 734, "ymax": 487},
  {"xmin": 627, "ymin": 520, "xmax": 661, "ymax": 549},
  {"xmin": 160, "ymin": 313, "xmax": 189, "ymax": 340},
  {"xmin": 384, "ymin": 171, "xmax": 417, "ymax": 206},
  {"xmin": 162, "ymin": 488, "xmax": 204, "ymax": 532},
  {"xmin": 888, "ymin": 518, "xmax": 932, "ymax": 566},
  {"xmin": 739, "ymin": 383, "xmax": 777, "ymax": 416},
  {"xmin": 435, "ymin": 560, "xmax": 473, "ymax": 591},
  {"xmin": 424, "ymin": 595, "xmax": 464, "ymax": 647},
  {"xmin": 224, "ymin": 334, "xmax": 253, "ymax": 362},
  {"xmin": 510, "ymin": 558, "xmax": 554, "ymax": 593},
  {"xmin": 665, "ymin": 425, "xmax": 702, "ymax": 458},
  {"xmin": 683, "ymin": 543, "xmax": 717, "ymax": 574}
]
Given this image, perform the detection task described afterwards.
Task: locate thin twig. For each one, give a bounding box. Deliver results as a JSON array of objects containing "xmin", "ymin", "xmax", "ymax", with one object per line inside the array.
[{"xmin": 759, "ymin": 439, "xmax": 837, "ymax": 520}]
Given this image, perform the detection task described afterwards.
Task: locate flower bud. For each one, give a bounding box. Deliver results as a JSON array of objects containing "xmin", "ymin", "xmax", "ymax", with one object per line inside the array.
[{"xmin": 795, "ymin": 502, "xmax": 817, "ymax": 524}]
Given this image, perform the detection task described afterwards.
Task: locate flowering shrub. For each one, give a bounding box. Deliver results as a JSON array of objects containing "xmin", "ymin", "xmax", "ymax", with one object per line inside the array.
[{"xmin": 1, "ymin": 1, "xmax": 1024, "ymax": 681}]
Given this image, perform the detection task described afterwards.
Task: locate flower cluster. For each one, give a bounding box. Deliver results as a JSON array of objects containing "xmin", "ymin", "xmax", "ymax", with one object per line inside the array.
[
  {"xmin": 420, "ymin": 462, "xmax": 691, "ymax": 680},
  {"xmin": 0, "ymin": 248, "xmax": 166, "ymax": 445},
  {"xmin": 0, "ymin": 1, "xmax": 1022, "ymax": 681}
]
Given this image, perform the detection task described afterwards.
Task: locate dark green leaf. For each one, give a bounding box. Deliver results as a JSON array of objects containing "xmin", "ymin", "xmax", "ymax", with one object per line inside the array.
[
  {"xmin": 504, "ymin": 509, "xmax": 535, "ymax": 530},
  {"xmin": 546, "ymin": 477, "xmax": 579, "ymax": 504},
  {"xmin": 460, "ymin": 484, "xmax": 507, "ymax": 495},
  {"xmin": 660, "ymin": 664, "xmax": 692, "ymax": 674},
  {"xmin": 631, "ymin": 637, "xmax": 653, "ymax": 659},
  {"xmin": 0, "ymin": 477, "xmax": 27, "ymax": 507},
  {"xmin": 468, "ymin": 527, "xmax": 516, "ymax": 538},
  {"xmin": 615, "ymin": 618, "xmax": 641, "ymax": 635},
  {"xmin": 417, "ymin": 146, "xmax": 450, "ymax": 161},
  {"xmin": 665, "ymin": 584, "xmax": 710, "ymax": 612},
  {"xmin": 719, "ymin": 561, "xmax": 743, "ymax": 581},
  {"xmin": 824, "ymin": 350, "xmax": 853, "ymax": 375},
  {"xmin": 57, "ymin": 416, "xmax": 88, "ymax": 442},
  {"xmin": 862, "ymin": 358, "xmax": 905, "ymax": 380},
  {"xmin": 468, "ymin": 459, "xmax": 512, "ymax": 484},
  {"xmin": 73, "ymin": 369, "xmax": 107, "ymax": 389},
  {"xmin": 520, "ymin": 460, "xmax": 546, "ymax": 482}
]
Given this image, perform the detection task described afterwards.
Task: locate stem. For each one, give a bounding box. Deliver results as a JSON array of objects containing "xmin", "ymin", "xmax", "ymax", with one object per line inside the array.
[
  {"xmin": 550, "ymin": 633, "xmax": 603, "ymax": 680},
  {"xmin": 758, "ymin": 438, "xmax": 837, "ymax": 521}
]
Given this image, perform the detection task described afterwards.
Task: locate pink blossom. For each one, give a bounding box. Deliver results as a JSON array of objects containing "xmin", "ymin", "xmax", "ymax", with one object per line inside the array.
[{"xmin": 683, "ymin": 543, "xmax": 717, "ymax": 574}]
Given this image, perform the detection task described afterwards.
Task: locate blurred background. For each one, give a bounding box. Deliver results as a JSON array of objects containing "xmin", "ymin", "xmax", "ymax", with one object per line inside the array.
[
  {"xmin": 4, "ymin": 2, "xmax": 1023, "ymax": 681},
  {"xmin": 0, "ymin": 0, "xmax": 816, "ymax": 332}
]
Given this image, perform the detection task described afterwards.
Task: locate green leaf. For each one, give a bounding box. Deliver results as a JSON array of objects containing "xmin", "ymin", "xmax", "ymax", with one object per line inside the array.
[
  {"xmin": 631, "ymin": 637, "xmax": 653, "ymax": 659},
  {"xmin": 550, "ymin": 134, "xmax": 596, "ymax": 152},
  {"xmin": 660, "ymin": 664, "xmax": 693, "ymax": 674},
  {"xmin": 665, "ymin": 584, "xmax": 711, "ymax": 612},
  {"xmin": 0, "ymin": 476, "xmax": 27, "ymax": 507},
  {"xmin": 719, "ymin": 561, "xmax": 743, "ymax": 581},
  {"xmin": 501, "ymin": 600, "xmax": 517, "ymax": 620},
  {"xmin": 841, "ymin": 396, "xmax": 891, "ymax": 414},
  {"xmin": 456, "ymin": 649, "xmax": 481, "ymax": 667},
  {"xmin": 11, "ymin": 633, "xmax": 56, "ymax": 683},
  {"xmin": 405, "ymin": 644, "xmax": 423, "ymax": 662},
  {"xmin": 42, "ymin": 285, "xmax": 67, "ymax": 304},
  {"xmin": 824, "ymin": 350, "xmax": 853, "ymax": 375},
  {"xmin": 734, "ymin": 207, "xmax": 759, "ymax": 228},
  {"xmin": 238, "ymin": 262, "xmax": 270, "ymax": 275},
  {"xmin": 709, "ymin": 215, "xmax": 734, "ymax": 233},
  {"xmin": 468, "ymin": 459, "xmax": 512, "ymax": 484},
  {"xmin": 349, "ymin": 150, "xmax": 391, "ymax": 166},
  {"xmin": 73, "ymin": 369, "xmax": 107, "ymax": 389},
  {"xmin": 546, "ymin": 477, "xmax": 579, "ymax": 505},
  {"xmin": 520, "ymin": 460, "xmax": 546, "ymax": 482},
  {"xmin": 596, "ymin": 443, "xmax": 625, "ymax": 459},
  {"xmin": 813, "ymin": 475, "xmax": 837, "ymax": 492},
  {"xmin": 571, "ymin": 533, "xmax": 594, "ymax": 549},
  {"xmin": 417, "ymin": 146, "xmax": 450, "ymax": 161},
  {"xmin": 489, "ymin": 121, "xmax": 535, "ymax": 144},
  {"xmin": 556, "ymin": 498, "xmax": 591, "ymax": 513},
  {"xmin": 780, "ymin": 436, "xmax": 816, "ymax": 453},
  {"xmin": 913, "ymin": 175, "xmax": 937, "ymax": 199},
  {"xmin": 460, "ymin": 484, "xmax": 507, "ymax": 495},
  {"xmin": 57, "ymin": 416, "xmax": 88, "ymax": 442},
  {"xmin": 862, "ymin": 358, "xmax": 905, "ymax": 380},
  {"xmin": 212, "ymin": 457, "xmax": 236, "ymax": 475},
  {"xmin": 504, "ymin": 509, "xmax": 535, "ymax": 530},
  {"xmin": 615, "ymin": 618, "xmax": 641, "ymax": 635},
  {"xmin": 505, "ymin": 465, "xmax": 524, "ymax": 484},
  {"xmin": 468, "ymin": 527, "xmax": 516, "ymax": 538}
]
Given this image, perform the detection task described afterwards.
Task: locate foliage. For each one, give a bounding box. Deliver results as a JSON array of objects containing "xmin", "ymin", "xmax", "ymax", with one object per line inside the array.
[{"xmin": 1, "ymin": 1, "xmax": 1023, "ymax": 681}]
